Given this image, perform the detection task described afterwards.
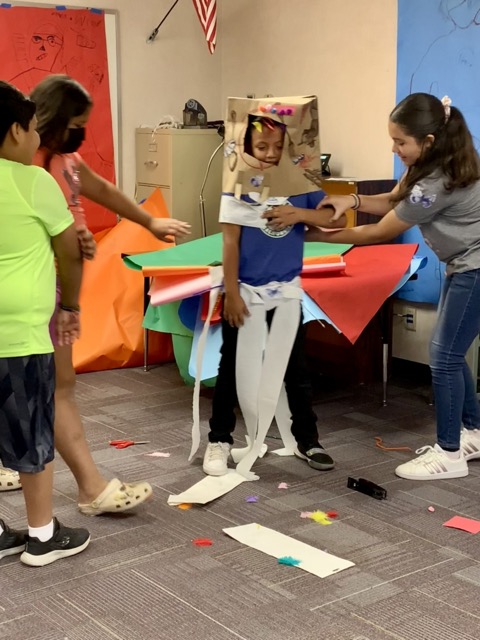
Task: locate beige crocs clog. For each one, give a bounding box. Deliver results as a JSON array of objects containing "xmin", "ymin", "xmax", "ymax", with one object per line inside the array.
[
  {"xmin": 0, "ymin": 467, "xmax": 21, "ymax": 491},
  {"xmin": 78, "ymin": 478, "xmax": 152, "ymax": 516}
]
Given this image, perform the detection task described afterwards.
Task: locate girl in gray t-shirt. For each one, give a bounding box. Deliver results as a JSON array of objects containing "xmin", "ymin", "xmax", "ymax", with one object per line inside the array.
[{"xmin": 267, "ymin": 92, "xmax": 480, "ymax": 483}]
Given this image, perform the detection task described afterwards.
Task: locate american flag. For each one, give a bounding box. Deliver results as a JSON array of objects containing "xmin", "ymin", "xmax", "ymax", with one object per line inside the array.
[{"xmin": 192, "ymin": 0, "xmax": 217, "ymax": 54}]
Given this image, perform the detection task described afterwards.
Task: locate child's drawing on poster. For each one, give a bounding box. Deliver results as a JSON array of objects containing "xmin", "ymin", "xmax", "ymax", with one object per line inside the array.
[{"xmin": 0, "ymin": 7, "xmax": 117, "ymax": 232}]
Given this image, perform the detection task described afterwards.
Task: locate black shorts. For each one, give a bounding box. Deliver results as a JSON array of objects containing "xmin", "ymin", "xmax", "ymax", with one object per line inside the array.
[{"xmin": 0, "ymin": 354, "xmax": 55, "ymax": 473}]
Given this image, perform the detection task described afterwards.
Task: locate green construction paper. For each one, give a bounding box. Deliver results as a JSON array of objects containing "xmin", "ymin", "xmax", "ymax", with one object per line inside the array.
[
  {"xmin": 124, "ymin": 234, "xmax": 223, "ymax": 271},
  {"xmin": 124, "ymin": 234, "xmax": 352, "ymax": 271},
  {"xmin": 143, "ymin": 301, "xmax": 192, "ymax": 337},
  {"xmin": 303, "ymin": 241, "xmax": 352, "ymax": 257}
]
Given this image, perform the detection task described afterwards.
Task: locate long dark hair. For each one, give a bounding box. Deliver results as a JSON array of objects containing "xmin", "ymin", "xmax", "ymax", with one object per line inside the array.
[
  {"xmin": 390, "ymin": 93, "xmax": 480, "ymax": 205},
  {"xmin": 0, "ymin": 81, "xmax": 36, "ymax": 146},
  {"xmin": 30, "ymin": 74, "xmax": 92, "ymax": 153}
]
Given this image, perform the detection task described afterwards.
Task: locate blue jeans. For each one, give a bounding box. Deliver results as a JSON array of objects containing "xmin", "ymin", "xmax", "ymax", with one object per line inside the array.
[{"xmin": 430, "ymin": 269, "xmax": 480, "ymax": 450}]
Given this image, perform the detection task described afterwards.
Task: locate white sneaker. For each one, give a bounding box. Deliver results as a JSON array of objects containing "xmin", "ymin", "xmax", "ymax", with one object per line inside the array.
[
  {"xmin": 395, "ymin": 444, "xmax": 468, "ymax": 481},
  {"xmin": 203, "ymin": 443, "xmax": 231, "ymax": 476},
  {"xmin": 460, "ymin": 428, "xmax": 480, "ymax": 461},
  {"xmin": 0, "ymin": 467, "xmax": 21, "ymax": 492}
]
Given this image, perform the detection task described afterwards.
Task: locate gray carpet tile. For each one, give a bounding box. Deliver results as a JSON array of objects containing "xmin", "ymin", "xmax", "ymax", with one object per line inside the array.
[{"xmin": 2, "ymin": 362, "xmax": 480, "ymax": 639}]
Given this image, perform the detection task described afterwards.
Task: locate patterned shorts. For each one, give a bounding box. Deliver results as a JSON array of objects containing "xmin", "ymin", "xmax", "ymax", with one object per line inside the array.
[{"xmin": 0, "ymin": 354, "xmax": 55, "ymax": 473}]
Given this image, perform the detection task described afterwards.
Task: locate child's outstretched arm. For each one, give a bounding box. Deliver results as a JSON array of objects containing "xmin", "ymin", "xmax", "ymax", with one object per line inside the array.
[
  {"xmin": 306, "ymin": 210, "xmax": 413, "ymax": 245},
  {"xmin": 263, "ymin": 205, "xmax": 347, "ymax": 230},
  {"xmin": 222, "ymin": 223, "xmax": 250, "ymax": 328},
  {"xmin": 78, "ymin": 161, "xmax": 191, "ymax": 242}
]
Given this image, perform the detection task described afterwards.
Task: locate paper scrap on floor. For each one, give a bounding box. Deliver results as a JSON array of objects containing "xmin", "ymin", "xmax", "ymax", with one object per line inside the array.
[
  {"xmin": 443, "ymin": 515, "xmax": 480, "ymax": 534},
  {"xmin": 223, "ymin": 523, "xmax": 354, "ymax": 578},
  {"xmin": 167, "ymin": 471, "xmax": 251, "ymax": 506}
]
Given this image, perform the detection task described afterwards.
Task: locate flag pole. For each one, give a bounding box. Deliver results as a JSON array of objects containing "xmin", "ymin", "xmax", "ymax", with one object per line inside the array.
[{"xmin": 146, "ymin": 0, "xmax": 182, "ymax": 44}]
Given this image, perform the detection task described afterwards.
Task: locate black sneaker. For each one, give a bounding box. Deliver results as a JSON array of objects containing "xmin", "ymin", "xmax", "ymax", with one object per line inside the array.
[
  {"xmin": 20, "ymin": 518, "xmax": 90, "ymax": 567},
  {"xmin": 0, "ymin": 520, "xmax": 26, "ymax": 560},
  {"xmin": 295, "ymin": 443, "xmax": 335, "ymax": 470}
]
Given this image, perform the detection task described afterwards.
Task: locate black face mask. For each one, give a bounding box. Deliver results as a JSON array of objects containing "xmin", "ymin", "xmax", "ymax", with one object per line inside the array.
[{"xmin": 60, "ymin": 127, "xmax": 85, "ymax": 153}]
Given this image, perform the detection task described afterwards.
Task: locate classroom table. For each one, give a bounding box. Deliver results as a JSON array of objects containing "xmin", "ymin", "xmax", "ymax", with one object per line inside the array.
[{"xmin": 124, "ymin": 234, "xmax": 422, "ymax": 404}]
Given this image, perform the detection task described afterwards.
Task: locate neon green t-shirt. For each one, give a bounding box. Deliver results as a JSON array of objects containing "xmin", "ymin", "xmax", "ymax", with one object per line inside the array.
[{"xmin": 0, "ymin": 158, "xmax": 74, "ymax": 357}]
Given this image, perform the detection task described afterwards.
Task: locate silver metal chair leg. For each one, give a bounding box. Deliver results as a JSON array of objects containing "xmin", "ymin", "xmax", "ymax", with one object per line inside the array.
[
  {"xmin": 143, "ymin": 328, "xmax": 149, "ymax": 372},
  {"xmin": 382, "ymin": 342, "xmax": 388, "ymax": 406}
]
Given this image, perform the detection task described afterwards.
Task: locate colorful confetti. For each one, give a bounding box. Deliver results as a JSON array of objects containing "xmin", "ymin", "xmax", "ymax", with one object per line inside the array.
[
  {"xmin": 246, "ymin": 496, "xmax": 259, "ymax": 503},
  {"xmin": 300, "ymin": 511, "xmax": 313, "ymax": 519},
  {"xmin": 309, "ymin": 511, "xmax": 333, "ymax": 525},
  {"xmin": 277, "ymin": 483, "xmax": 289, "ymax": 490},
  {"xmin": 177, "ymin": 503, "xmax": 192, "ymax": 510},
  {"xmin": 428, "ymin": 506, "xmax": 435, "ymax": 513},
  {"xmin": 326, "ymin": 510, "xmax": 339, "ymax": 519}
]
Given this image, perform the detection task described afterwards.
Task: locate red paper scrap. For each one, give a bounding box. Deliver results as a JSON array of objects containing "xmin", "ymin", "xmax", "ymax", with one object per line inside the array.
[
  {"xmin": 192, "ymin": 538, "xmax": 213, "ymax": 546},
  {"xmin": 326, "ymin": 510, "xmax": 339, "ymax": 519},
  {"xmin": 443, "ymin": 516, "xmax": 480, "ymax": 534}
]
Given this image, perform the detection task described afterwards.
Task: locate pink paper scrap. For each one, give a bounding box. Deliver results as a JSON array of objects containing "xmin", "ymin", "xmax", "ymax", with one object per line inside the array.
[
  {"xmin": 443, "ymin": 515, "xmax": 480, "ymax": 534},
  {"xmin": 277, "ymin": 483, "xmax": 289, "ymax": 490},
  {"xmin": 300, "ymin": 511, "xmax": 313, "ymax": 519}
]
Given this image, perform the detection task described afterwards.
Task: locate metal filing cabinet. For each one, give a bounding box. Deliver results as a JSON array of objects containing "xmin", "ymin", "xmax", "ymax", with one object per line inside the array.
[{"xmin": 135, "ymin": 128, "xmax": 222, "ymax": 242}]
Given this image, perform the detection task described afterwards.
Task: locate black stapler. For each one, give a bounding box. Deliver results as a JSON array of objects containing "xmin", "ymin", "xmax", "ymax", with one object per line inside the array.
[{"xmin": 347, "ymin": 477, "xmax": 387, "ymax": 500}]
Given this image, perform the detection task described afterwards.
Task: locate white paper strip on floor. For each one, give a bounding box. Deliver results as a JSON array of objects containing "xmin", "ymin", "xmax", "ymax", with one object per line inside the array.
[
  {"xmin": 223, "ymin": 523, "xmax": 355, "ymax": 578},
  {"xmin": 167, "ymin": 470, "xmax": 253, "ymax": 506}
]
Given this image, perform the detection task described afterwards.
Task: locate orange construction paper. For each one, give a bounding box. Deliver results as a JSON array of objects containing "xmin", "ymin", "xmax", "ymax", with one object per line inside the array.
[
  {"xmin": 302, "ymin": 254, "xmax": 343, "ymax": 265},
  {"xmin": 73, "ymin": 189, "xmax": 174, "ymax": 373},
  {"xmin": 143, "ymin": 265, "xmax": 211, "ymax": 277},
  {"xmin": 302, "ymin": 244, "xmax": 418, "ymax": 344}
]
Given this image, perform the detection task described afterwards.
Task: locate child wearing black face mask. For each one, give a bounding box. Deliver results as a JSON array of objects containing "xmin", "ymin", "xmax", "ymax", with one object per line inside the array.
[
  {"xmin": 0, "ymin": 74, "xmax": 192, "ymax": 518},
  {"xmin": 61, "ymin": 127, "xmax": 86, "ymax": 154}
]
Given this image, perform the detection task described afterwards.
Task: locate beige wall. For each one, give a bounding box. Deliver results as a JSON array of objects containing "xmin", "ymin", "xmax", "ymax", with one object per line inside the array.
[
  {"xmin": 220, "ymin": 0, "xmax": 398, "ymax": 180},
  {"xmin": 23, "ymin": 0, "xmax": 222, "ymax": 196},
  {"xmin": 21, "ymin": 0, "xmax": 398, "ymax": 190}
]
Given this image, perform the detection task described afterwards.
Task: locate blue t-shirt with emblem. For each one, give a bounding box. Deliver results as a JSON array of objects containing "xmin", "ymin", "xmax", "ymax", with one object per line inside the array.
[{"xmin": 238, "ymin": 191, "xmax": 326, "ymax": 286}]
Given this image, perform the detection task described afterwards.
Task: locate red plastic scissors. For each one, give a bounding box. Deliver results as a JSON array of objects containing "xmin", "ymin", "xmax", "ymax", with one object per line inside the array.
[{"xmin": 109, "ymin": 440, "xmax": 150, "ymax": 449}]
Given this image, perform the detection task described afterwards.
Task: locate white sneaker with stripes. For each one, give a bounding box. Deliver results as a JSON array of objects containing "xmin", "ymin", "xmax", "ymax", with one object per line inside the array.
[
  {"xmin": 395, "ymin": 444, "xmax": 468, "ymax": 481},
  {"xmin": 460, "ymin": 428, "xmax": 480, "ymax": 461}
]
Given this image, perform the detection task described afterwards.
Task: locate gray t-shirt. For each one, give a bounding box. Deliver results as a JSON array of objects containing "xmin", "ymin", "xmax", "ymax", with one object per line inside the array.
[{"xmin": 395, "ymin": 174, "xmax": 480, "ymax": 275}]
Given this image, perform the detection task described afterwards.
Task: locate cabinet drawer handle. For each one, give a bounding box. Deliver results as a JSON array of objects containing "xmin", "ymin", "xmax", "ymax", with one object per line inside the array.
[{"xmin": 144, "ymin": 160, "xmax": 158, "ymax": 167}]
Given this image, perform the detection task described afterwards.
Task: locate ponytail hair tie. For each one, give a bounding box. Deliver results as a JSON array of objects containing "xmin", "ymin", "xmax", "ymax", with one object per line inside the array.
[{"xmin": 441, "ymin": 95, "xmax": 452, "ymax": 122}]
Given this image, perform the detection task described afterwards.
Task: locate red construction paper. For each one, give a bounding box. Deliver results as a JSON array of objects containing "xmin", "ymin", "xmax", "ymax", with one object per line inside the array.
[
  {"xmin": 0, "ymin": 6, "xmax": 116, "ymax": 233},
  {"xmin": 302, "ymin": 244, "xmax": 418, "ymax": 344}
]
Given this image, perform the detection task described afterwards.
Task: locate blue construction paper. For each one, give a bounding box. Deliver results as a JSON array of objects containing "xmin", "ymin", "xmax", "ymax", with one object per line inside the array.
[
  {"xmin": 178, "ymin": 296, "xmax": 202, "ymax": 332},
  {"xmin": 391, "ymin": 255, "xmax": 428, "ymax": 296},
  {"xmin": 188, "ymin": 316, "xmax": 222, "ymax": 380}
]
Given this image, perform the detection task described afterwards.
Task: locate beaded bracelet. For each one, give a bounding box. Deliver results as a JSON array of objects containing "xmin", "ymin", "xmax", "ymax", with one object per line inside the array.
[{"xmin": 350, "ymin": 193, "xmax": 360, "ymax": 210}]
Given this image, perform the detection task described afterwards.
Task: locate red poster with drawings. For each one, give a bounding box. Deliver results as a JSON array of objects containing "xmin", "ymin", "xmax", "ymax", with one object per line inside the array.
[{"xmin": 0, "ymin": 6, "xmax": 117, "ymax": 232}]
